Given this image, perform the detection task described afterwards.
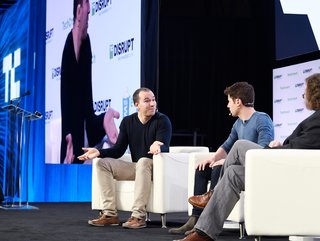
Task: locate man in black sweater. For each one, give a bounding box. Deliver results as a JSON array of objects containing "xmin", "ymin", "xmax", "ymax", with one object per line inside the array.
[{"xmin": 78, "ymin": 87, "xmax": 172, "ymax": 229}]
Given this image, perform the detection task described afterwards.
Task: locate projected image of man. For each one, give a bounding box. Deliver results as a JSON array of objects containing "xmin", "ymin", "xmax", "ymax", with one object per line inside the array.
[{"xmin": 60, "ymin": 0, "xmax": 119, "ymax": 164}]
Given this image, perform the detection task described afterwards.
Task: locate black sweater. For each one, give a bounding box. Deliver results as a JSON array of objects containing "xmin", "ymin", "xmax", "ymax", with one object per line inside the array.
[{"xmin": 99, "ymin": 112, "xmax": 172, "ymax": 162}]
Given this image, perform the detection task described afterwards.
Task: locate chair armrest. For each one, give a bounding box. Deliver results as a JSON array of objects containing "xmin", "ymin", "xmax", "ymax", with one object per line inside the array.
[
  {"xmin": 169, "ymin": 146, "xmax": 209, "ymax": 153},
  {"xmin": 151, "ymin": 152, "xmax": 191, "ymax": 213},
  {"xmin": 245, "ymin": 149, "xmax": 320, "ymax": 236},
  {"xmin": 188, "ymin": 152, "xmax": 215, "ymax": 196},
  {"xmin": 187, "ymin": 152, "xmax": 215, "ymax": 215}
]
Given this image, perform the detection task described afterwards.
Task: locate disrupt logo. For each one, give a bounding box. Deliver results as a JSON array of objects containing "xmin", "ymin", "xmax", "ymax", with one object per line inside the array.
[
  {"xmin": 274, "ymin": 74, "xmax": 282, "ymax": 79},
  {"xmin": 303, "ymin": 68, "xmax": 312, "ymax": 74},
  {"xmin": 93, "ymin": 99, "xmax": 111, "ymax": 113},
  {"xmin": 274, "ymin": 99, "xmax": 282, "ymax": 103},
  {"xmin": 295, "ymin": 83, "xmax": 304, "ymax": 88},
  {"xmin": 92, "ymin": 0, "xmax": 112, "ymax": 15},
  {"xmin": 3, "ymin": 48, "xmax": 21, "ymax": 102},
  {"xmin": 295, "ymin": 108, "xmax": 304, "ymax": 112},
  {"xmin": 46, "ymin": 110, "xmax": 53, "ymax": 120},
  {"xmin": 109, "ymin": 38, "xmax": 134, "ymax": 59},
  {"xmin": 52, "ymin": 67, "xmax": 61, "ymax": 79},
  {"xmin": 46, "ymin": 28, "xmax": 54, "ymax": 41},
  {"xmin": 274, "ymin": 123, "xmax": 283, "ymax": 128}
]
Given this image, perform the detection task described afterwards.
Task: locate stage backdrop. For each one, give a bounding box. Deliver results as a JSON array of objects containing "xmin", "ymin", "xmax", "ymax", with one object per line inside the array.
[
  {"xmin": 0, "ymin": 0, "xmax": 46, "ymax": 203},
  {"xmin": 0, "ymin": 0, "xmax": 158, "ymax": 203},
  {"xmin": 273, "ymin": 55, "xmax": 320, "ymax": 143}
]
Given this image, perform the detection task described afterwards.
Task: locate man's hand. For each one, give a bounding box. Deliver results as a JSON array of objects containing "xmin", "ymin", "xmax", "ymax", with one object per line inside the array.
[
  {"xmin": 64, "ymin": 133, "xmax": 75, "ymax": 164},
  {"xmin": 78, "ymin": 147, "xmax": 100, "ymax": 161},
  {"xmin": 196, "ymin": 158, "xmax": 215, "ymax": 171},
  {"xmin": 268, "ymin": 140, "xmax": 282, "ymax": 148},
  {"xmin": 148, "ymin": 141, "xmax": 163, "ymax": 155},
  {"xmin": 209, "ymin": 158, "xmax": 225, "ymax": 168}
]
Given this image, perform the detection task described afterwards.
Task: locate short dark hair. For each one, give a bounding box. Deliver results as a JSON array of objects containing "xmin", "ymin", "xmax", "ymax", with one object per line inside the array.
[
  {"xmin": 224, "ymin": 82, "xmax": 255, "ymax": 107},
  {"xmin": 305, "ymin": 73, "xmax": 320, "ymax": 110},
  {"xmin": 132, "ymin": 87, "xmax": 153, "ymax": 105},
  {"xmin": 73, "ymin": 0, "xmax": 83, "ymax": 22}
]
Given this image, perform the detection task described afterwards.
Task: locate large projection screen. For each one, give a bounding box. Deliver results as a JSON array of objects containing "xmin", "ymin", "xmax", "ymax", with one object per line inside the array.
[
  {"xmin": 276, "ymin": 0, "xmax": 320, "ymax": 60},
  {"xmin": 272, "ymin": 57, "xmax": 320, "ymax": 143},
  {"xmin": 45, "ymin": 0, "xmax": 141, "ymax": 164}
]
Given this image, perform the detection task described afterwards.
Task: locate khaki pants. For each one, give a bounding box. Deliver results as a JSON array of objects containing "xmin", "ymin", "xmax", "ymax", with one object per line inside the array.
[{"xmin": 96, "ymin": 157, "xmax": 153, "ymax": 219}]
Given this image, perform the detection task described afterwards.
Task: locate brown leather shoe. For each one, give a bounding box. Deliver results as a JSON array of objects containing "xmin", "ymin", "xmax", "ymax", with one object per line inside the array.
[
  {"xmin": 188, "ymin": 190, "xmax": 213, "ymax": 208},
  {"xmin": 122, "ymin": 216, "xmax": 146, "ymax": 229},
  {"xmin": 173, "ymin": 231, "xmax": 213, "ymax": 241},
  {"xmin": 88, "ymin": 214, "xmax": 119, "ymax": 226}
]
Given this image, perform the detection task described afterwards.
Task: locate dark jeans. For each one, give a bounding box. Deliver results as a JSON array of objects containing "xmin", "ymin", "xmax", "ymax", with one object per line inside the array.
[{"xmin": 192, "ymin": 165, "xmax": 222, "ymax": 217}]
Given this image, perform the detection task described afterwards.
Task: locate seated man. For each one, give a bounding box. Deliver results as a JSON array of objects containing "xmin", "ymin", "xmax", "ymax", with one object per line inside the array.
[
  {"xmin": 169, "ymin": 82, "xmax": 274, "ymax": 235},
  {"xmin": 175, "ymin": 73, "xmax": 320, "ymax": 241},
  {"xmin": 78, "ymin": 87, "xmax": 172, "ymax": 229}
]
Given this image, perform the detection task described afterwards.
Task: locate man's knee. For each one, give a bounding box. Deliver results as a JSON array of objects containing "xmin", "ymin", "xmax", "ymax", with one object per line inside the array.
[
  {"xmin": 96, "ymin": 158, "xmax": 112, "ymax": 171},
  {"xmin": 233, "ymin": 139, "xmax": 247, "ymax": 149},
  {"xmin": 224, "ymin": 165, "xmax": 245, "ymax": 191},
  {"xmin": 136, "ymin": 158, "xmax": 153, "ymax": 170}
]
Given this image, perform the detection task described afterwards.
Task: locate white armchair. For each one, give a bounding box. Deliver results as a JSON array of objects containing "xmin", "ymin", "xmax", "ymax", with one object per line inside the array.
[
  {"xmin": 245, "ymin": 149, "xmax": 320, "ymax": 241},
  {"xmin": 188, "ymin": 152, "xmax": 245, "ymax": 238},
  {"xmin": 91, "ymin": 146, "xmax": 209, "ymax": 228}
]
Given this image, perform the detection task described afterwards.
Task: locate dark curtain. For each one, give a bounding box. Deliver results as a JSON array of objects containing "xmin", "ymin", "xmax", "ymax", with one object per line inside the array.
[
  {"xmin": 141, "ymin": 0, "xmax": 159, "ymax": 96},
  {"xmin": 158, "ymin": 0, "xmax": 275, "ymax": 149}
]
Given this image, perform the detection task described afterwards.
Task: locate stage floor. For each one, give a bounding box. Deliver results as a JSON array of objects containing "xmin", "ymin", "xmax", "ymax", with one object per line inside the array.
[{"xmin": 0, "ymin": 202, "xmax": 289, "ymax": 241}]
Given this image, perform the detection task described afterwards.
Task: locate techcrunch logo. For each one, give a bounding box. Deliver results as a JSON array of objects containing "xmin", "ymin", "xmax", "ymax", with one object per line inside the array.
[
  {"xmin": 109, "ymin": 38, "xmax": 134, "ymax": 59},
  {"xmin": 91, "ymin": 0, "xmax": 112, "ymax": 15},
  {"xmin": 287, "ymin": 72, "xmax": 298, "ymax": 76},
  {"xmin": 3, "ymin": 48, "xmax": 21, "ymax": 102},
  {"xmin": 280, "ymin": 110, "xmax": 290, "ymax": 114},
  {"xmin": 280, "ymin": 86, "xmax": 290, "ymax": 90}
]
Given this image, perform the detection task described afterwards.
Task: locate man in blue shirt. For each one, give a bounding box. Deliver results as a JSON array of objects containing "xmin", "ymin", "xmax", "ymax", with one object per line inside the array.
[
  {"xmin": 175, "ymin": 73, "xmax": 320, "ymax": 241},
  {"xmin": 169, "ymin": 82, "xmax": 274, "ymax": 235}
]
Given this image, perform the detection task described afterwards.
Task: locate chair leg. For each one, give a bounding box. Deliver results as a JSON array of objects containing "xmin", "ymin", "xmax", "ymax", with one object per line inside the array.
[
  {"xmin": 145, "ymin": 212, "xmax": 151, "ymax": 222},
  {"xmin": 239, "ymin": 222, "xmax": 246, "ymax": 239},
  {"xmin": 160, "ymin": 213, "xmax": 167, "ymax": 228},
  {"xmin": 254, "ymin": 236, "xmax": 262, "ymax": 241}
]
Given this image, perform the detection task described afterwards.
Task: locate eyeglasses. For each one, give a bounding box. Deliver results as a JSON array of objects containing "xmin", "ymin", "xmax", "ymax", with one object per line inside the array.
[{"xmin": 302, "ymin": 93, "xmax": 305, "ymax": 99}]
